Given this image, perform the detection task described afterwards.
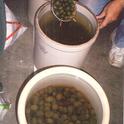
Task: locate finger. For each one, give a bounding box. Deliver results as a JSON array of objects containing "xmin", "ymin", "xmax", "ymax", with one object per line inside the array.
[
  {"xmin": 97, "ymin": 18, "xmax": 103, "ymax": 27},
  {"xmin": 99, "ymin": 16, "xmax": 111, "ymax": 29},
  {"xmin": 98, "ymin": 21, "xmax": 103, "ymax": 29},
  {"xmin": 98, "ymin": 19, "xmax": 103, "ymax": 23},
  {"xmin": 96, "ymin": 11, "xmax": 106, "ymax": 19}
]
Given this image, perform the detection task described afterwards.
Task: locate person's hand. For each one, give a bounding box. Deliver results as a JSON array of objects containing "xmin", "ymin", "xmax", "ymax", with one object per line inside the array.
[{"xmin": 96, "ymin": 0, "xmax": 124, "ymax": 29}]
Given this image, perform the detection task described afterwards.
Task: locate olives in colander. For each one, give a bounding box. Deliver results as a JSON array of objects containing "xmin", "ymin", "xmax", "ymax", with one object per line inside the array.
[
  {"xmin": 26, "ymin": 86, "xmax": 97, "ymax": 124},
  {"xmin": 52, "ymin": 0, "xmax": 76, "ymax": 21}
]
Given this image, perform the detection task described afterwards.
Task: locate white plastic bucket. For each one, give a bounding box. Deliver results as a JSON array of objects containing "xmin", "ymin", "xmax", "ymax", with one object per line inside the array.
[
  {"xmin": 28, "ymin": 0, "xmax": 46, "ymax": 25},
  {"xmin": 34, "ymin": 2, "xmax": 99, "ymax": 69},
  {"xmin": 17, "ymin": 66, "xmax": 110, "ymax": 124}
]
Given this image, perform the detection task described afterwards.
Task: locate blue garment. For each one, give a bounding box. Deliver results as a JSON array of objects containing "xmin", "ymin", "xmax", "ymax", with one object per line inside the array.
[
  {"xmin": 79, "ymin": 0, "xmax": 124, "ymax": 48},
  {"xmin": 115, "ymin": 13, "xmax": 124, "ymax": 48},
  {"xmin": 79, "ymin": 0, "xmax": 110, "ymax": 15},
  {"xmin": 0, "ymin": 0, "xmax": 6, "ymax": 52}
]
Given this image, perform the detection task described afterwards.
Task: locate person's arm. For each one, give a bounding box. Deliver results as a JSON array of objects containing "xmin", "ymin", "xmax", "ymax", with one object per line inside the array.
[{"xmin": 96, "ymin": 0, "xmax": 124, "ymax": 29}]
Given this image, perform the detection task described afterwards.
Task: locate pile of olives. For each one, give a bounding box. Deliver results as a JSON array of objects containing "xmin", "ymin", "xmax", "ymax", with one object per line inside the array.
[
  {"xmin": 52, "ymin": 0, "xmax": 76, "ymax": 21},
  {"xmin": 26, "ymin": 86, "xmax": 97, "ymax": 124}
]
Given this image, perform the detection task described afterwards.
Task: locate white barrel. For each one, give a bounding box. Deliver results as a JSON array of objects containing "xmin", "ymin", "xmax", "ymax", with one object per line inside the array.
[
  {"xmin": 28, "ymin": 0, "xmax": 47, "ymax": 25},
  {"xmin": 34, "ymin": 2, "xmax": 99, "ymax": 69},
  {"xmin": 17, "ymin": 66, "xmax": 110, "ymax": 124}
]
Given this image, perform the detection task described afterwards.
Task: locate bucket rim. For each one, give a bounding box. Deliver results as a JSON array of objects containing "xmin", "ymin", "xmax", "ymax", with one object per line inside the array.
[
  {"xmin": 16, "ymin": 65, "xmax": 110, "ymax": 124},
  {"xmin": 35, "ymin": 2, "xmax": 99, "ymax": 52}
]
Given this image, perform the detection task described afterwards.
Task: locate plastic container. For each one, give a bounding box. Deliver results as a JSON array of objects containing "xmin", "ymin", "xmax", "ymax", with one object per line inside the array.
[
  {"xmin": 16, "ymin": 66, "xmax": 110, "ymax": 124},
  {"xmin": 33, "ymin": 2, "xmax": 99, "ymax": 69}
]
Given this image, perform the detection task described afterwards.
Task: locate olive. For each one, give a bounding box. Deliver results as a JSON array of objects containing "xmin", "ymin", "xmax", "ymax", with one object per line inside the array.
[
  {"xmin": 37, "ymin": 118, "xmax": 44, "ymax": 124},
  {"xmin": 74, "ymin": 101, "xmax": 82, "ymax": 107},
  {"xmin": 31, "ymin": 118, "xmax": 37, "ymax": 124},
  {"xmin": 47, "ymin": 87, "xmax": 54, "ymax": 95},
  {"xmin": 55, "ymin": 1, "xmax": 60, "ymax": 6},
  {"xmin": 68, "ymin": 122, "xmax": 74, "ymax": 124},
  {"xmin": 46, "ymin": 96, "xmax": 54, "ymax": 103},
  {"xmin": 53, "ymin": 113, "xmax": 59, "ymax": 119},
  {"xmin": 30, "ymin": 105, "xmax": 38, "ymax": 111},
  {"xmin": 31, "ymin": 96, "xmax": 39, "ymax": 104},
  {"xmin": 46, "ymin": 118, "xmax": 54, "ymax": 124},
  {"xmin": 36, "ymin": 110, "xmax": 44, "ymax": 117},
  {"xmin": 63, "ymin": 119, "xmax": 70, "ymax": 124},
  {"xmin": 45, "ymin": 111, "xmax": 54, "ymax": 118},
  {"xmin": 52, "ymin": 0, "xmax": 76, "ymax": 21},
  {"xmin": 52, "ymin": 104, "xmax": 58, "ymax": 110},
  {"xmin": 85, "ymin": 112, "xmax": 90, "ymax": 120},
  {"xmin": 90, "ymin": 115, "xmax": 97, "ymax": 123},
  {"xmin": 75, "ymin": 120, "xmax": 81, "ymax": 124},
  {"xmin": 45, "ymin": 102, "xmax": 51, "ymax": 108},
  {"xmin": 82, "ymin": 121, "xmax": 89, "ymax": 124},
  {"xmin": 67, "ymin": 106, "xmax": 73, "ymax": 114},
  {"xmin": 61, "ymin": 114, "xmax": 68, "ymax": 120},
  {"xmin": 56, "ymin": 93, "xmax": 63, "ymax": 100},
  {"xmin": 67, "ymin": 12, "xmax": 71, "ymax": 16},
  {"xmin": 58, "ymin": 106, "xmax": 65, "ymax": 113},
  {"xmin": 71, "ymin": 115, "xmax": 77, "ymax": 121},
  {"xmin": 26, "ymin": 86, "xmax": 97, "ymax": 124},
  {"xmin": 52, "ymin": 91, "xmax": 57, "ymax": 96},
  {"xmin": 55, "ymin": 12, "xmax": 60, "ymax": 16},
  {"xmin": 62, "ymin": 107, "xmax": 68, "ymax": 113}
]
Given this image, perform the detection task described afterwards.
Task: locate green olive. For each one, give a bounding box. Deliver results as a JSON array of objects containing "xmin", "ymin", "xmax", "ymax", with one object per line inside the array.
[
  {"xmin": 74, "ymin": 101, "xmax": 82, "ymax": 107},
  {"xmin": 75, "ymin": 120, "xmax": 81, "ymax": 124},
  {"xmin": 56, "ymin": 93, "xmax": 63, "ymax": 100},
  {"xmin": 26, "ymin": 86, "xmax": 97, "ymax": 124},
  {"xmin": 61, "ymin": 114, "xmax": 68, "ymax": 121},
  {"xmin": 46, "ymin": 96, "xmax": 54, "ymax": 103},
  {"xmin": 68, "ymin": 122, "xmax": 74, "ymax": 124},
  {"xmin": 31, "ymin": 118, "xmax": 37, "ymax": 124},
  {"xmin": 46, "ymin": 118, "xmax": 54, "ymax": 124},
  {"xmin": 67, "ymin": 106, "xmax": 73, "ymax": 114},
  {"xmin": 52, "ymin": 0, "xmax": 76, "ymax": 21},
  {"xmin": 45, "ymin": 111, "xmax": 54, "ymax": 118},
  {"xmin": 71, "ymin": 115, "xmax": 77, "ymax": 121},
  {"xmin": 53, "ymin": 113, "xmax": 59, "ymax": 119},
  {"xmin": 62, "ymin": 107, "xmax": 68, "ymax": 113},
  {"xmin": 47, "ymin": 87, "xmax": 54, "ymax": 95},
  {"xmin": 37, "ymin": 118, "xmax": 44, "ymax": 124},
  {"xmin": 52, "ymin": 104, "xmax": 58, "ymax": 110},
  {"xmin": 31, "ymin": 96, "xmax": 39, "ymax": 104},
  {"xmin": 64, "ymin": 119, "xmax": 70, "ymax": 124},
  {"xmin": 82, "ymin": 121, "xmax": 89, "ymax": 124},
  {"xmin": 36, "ymin": 110, "xmax": 44, "ymax": 117},
  {"xmin": 30, "ymin": 105, "xmax": 38, "ymax": 111}
]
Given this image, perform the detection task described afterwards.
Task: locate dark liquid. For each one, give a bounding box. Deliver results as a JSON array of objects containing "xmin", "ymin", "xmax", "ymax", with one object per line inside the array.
[{"xmin": 39, "ymin": 11, "xmax": 95, "ymax": 45}]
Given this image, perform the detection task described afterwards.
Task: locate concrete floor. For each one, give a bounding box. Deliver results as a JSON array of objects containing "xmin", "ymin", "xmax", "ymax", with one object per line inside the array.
[{"xmin": 0, "ymin": 0, "xmax": 123, "ymax": 124}]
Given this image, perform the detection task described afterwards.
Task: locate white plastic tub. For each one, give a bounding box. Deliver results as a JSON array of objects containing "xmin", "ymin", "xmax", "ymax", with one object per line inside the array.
[
  {"xmin": 33, "ymin": 2, "xmax": 99, "ymax": 69},
  {"xmin": 17, "ymin": 66, "xmax": 110, "ymax": 124}
]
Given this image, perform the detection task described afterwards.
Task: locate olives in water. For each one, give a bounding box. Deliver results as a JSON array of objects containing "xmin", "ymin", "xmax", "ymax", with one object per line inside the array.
[
  {"xmin": 52, "ymin": 0, "xmax": 76, "ymax": 21},
  {"xmin": 26, "ymin": 86, "xmax": 97, "ymax": 124}
]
